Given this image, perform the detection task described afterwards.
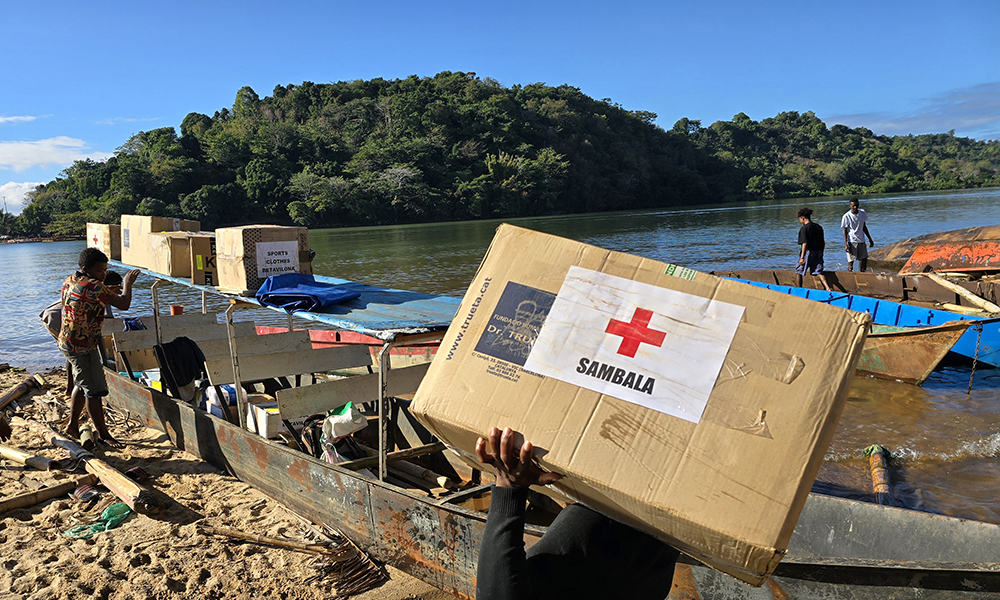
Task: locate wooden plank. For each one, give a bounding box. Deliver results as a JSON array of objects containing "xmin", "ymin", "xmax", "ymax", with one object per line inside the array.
[
  {"xmin": 205, "ymin": 344, "xmax": 373, "ymax": 385},
  {"xmin": 197, "ymin": 330, "xmax": 313, "ymax": 361},
  {"xmin": 102, "ymin": 312, "xmax": 218, "ymax": 335},
  {"xmin": 276, "ymin": 362, "xmax": 430, "ymax": 420},
  {"xmin": 338, "ymin": 442, "xmax": 447, "ymax": 471},
  {"xmin": 112, "ymin": 322, "xmax": 257, "ymax": 352},
  {"xmin": 914, "ymin": 273, "xmax": 1000, "ymax": 313}
]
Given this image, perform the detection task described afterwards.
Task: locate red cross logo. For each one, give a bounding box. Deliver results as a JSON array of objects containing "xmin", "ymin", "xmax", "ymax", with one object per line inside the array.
[
  {"xmin": 605, "ymin": 308, "xmax": 666, "ymax": 358},
  {"xmin": 92, "ymin": 235, "xmax": 99, "ymax": 244}
]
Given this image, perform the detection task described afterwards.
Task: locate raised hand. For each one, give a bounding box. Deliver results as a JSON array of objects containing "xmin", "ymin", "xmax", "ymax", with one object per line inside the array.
[{"xmin": 475, "ymin": 426, "xmax": 562, "ymax": 489}]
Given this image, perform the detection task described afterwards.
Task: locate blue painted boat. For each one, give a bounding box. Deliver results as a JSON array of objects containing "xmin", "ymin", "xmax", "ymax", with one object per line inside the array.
[{"xmin": 726, "ymin": 278, "xmax": 1000, "ymax": 368}]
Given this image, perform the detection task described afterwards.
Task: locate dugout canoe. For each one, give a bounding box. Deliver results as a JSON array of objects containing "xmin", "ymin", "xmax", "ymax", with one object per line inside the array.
[
  {"xmin": 724, "ymin": 277, "xmax": 1000, "ymax": 368},
  {"xmin": 859, "ymin": 321, "xmax": 970, "ymax": 385},
  {"xmin": 104, "ymin": 367, "xmax": 1000, "ymax": 599}
]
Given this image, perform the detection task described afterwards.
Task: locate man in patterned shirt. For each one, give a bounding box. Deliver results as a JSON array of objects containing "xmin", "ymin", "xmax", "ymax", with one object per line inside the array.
[{"xmin": 59, "ymin": 248, "xmax": 140, "ymax": 448}]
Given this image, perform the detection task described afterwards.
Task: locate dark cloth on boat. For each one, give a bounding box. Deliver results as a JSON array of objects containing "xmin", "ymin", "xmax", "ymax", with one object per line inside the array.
[
  {"xmin": 155, "ymin": 336, "xmax": 206, "ymax": 388},
  {"xmin": 798, "ymin": 221, "xmax": 825, "ymax": 251},
  {"xmin": 477, "ymin": 486, "xmax": 678, "ymax": 600},
  {"xmin": 255, "ymin": 273, "xmax": 361, "ymax": 312}
]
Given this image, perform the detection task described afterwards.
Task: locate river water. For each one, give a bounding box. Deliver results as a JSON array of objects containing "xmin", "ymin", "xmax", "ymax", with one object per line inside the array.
[{"xmin": 2, "ymin": 187, "xmax": 999, "ymax": 522}]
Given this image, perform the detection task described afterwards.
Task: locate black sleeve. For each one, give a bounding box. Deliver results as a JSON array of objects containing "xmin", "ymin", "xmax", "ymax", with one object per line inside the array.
[
  {"xmin": 476, "ymin": 486, "xmax": 534, "ymax": 600},
  {"xmin": 797, "ymin": 225, "xmax": 807, "ymax": 246}
]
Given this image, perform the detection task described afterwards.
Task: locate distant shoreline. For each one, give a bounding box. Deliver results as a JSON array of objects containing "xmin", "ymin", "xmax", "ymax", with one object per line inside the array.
[{"xmin": 0, "ymin": 236, "xmax": 84, "ymax": 245}]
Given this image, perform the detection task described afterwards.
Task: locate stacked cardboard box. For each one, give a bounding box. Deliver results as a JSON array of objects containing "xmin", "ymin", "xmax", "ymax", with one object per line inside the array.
[
  {"xmin": 86, "ymin": 223, "xmax": 121, "ymax": 260},
  {"xmin": 215, "ymin": 225, "xmax": 311, "ymax": 294},
  {"xmin": 190, "ymin": 233, "xmax": 217, "ymax": 286},
  {"xmin": 120, "ymin": 215, "xmax": 201, "ymax": 270},
  {"xmin": 411, "ymin": 224, "xmax": 869, "ymax": 585}
]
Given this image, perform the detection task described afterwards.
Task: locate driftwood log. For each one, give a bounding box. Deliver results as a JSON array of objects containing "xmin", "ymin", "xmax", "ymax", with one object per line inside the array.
[
  {"xmin": 865, "ymin": 444, "xmax": 894, "ymax": 506},
  {"xmin": 0, "ymin": 443, "xmax": 56, "ymax": 471},
  {"xmin": 0, "ymin": 373, "xmax": 46, "ymax": 411},
  {"xmin": 0, "ymin": 474, "xmax": 97, "ymax": 515},
  {"xmin": 20, "ymin": 418, "xmax": 162, "ymax": 515}
]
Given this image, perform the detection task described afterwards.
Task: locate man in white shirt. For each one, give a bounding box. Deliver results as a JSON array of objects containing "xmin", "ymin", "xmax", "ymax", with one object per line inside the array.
[{"xmin": 841, "ymin": 198, "xmax": 875, "ymax": 272}]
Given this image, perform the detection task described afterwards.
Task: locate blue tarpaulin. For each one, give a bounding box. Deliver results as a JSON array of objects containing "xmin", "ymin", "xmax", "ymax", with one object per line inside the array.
[
  {"xmin": 110, "ymin": 260, "xmax": 462, "ymax": 341},
  {"xmin": 256, "ymin": 273, "xmax": 362, "ymax": 312}
]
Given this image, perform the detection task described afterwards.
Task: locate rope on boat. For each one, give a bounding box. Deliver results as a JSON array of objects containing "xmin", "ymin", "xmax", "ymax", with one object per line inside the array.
[{"xmin": 968, "ymin": 323, "xmax": 983, "ymax": 395}]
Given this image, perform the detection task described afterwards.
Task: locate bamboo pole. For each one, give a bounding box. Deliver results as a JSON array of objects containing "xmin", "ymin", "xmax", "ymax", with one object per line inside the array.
[
  {"xmin": 0, "ymin": 474, "xmax": 97, "ymax": 515},
  {"xmin": 0, "ymin": 443, "xmax": 55, "ymax": 471},
  {"xmin": 864, "ymin": 444, "xmax": 893, "ymax": 506},
  {"xmin": 0, "ymin": 373, "xmax": 45, "ymax": 411},
  {"xmin": 917, "ymin": 272, "xmax": 1000, "ymax": 313},
  {"xmin": 20, "ymin": 418, "xmax": 162, "ymax": 515}
]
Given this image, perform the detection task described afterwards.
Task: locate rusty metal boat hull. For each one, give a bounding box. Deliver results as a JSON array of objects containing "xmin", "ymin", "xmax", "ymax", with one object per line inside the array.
[
  {"xmin": 858, "ymin": 321, "xmax": 970, "ymax": 385},
  {"xmin": 105, "ymin": 370, "xmax": 1000, "ymax": 599},
  {"xmin": 901, "ymin": 240, "xmax": 1000, "ymax": 274},
  {"xmin": 867, "ymin": 225, "xmax": 1000, "ymax": 271}
]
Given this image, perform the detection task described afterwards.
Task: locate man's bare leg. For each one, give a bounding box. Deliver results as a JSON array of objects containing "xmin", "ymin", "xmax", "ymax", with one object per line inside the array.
[
  {"xmin": 818, "ymin": 273, "xmax": 833, "ymax": 291},
  {"xmin": 66, "ymin": 387, "xmax": 86, "ymax": 439},
  {"xmin": 85, "ymin": 396, "xmax": 124, "ymax": 448}
]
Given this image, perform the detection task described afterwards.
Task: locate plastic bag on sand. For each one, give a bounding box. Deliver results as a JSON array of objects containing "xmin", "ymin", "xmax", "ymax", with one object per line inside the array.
[{"xmin": 64, "ymin": 503, "xmax": 133, "ymax": 539}]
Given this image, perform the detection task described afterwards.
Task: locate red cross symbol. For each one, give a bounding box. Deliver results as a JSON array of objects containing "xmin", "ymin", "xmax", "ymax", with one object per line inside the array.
[
  {"xmin": 92, "ymin": 235, "xmax": 99, "ymax": 244},
  {"xmin": 606, "ymin": 308, "xmax": 666, "ymax": 358}
]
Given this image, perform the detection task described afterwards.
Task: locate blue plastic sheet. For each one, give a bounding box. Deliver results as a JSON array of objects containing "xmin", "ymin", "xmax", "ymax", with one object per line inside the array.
[{"xmin": 255, "ymin": 273, "xmax": 362, "ymax": 312}]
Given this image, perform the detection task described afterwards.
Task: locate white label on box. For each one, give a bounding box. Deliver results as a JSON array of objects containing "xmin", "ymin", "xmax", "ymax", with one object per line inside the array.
[
  {"xmin": 256, "ymin": 241, "xmax": 300, "ymax": 278},
  {"xmin": 523, "ymin": 266, "xmax": 744, "ymax": 424}
]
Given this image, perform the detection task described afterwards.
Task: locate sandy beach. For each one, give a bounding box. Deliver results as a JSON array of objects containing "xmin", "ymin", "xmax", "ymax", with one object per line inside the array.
[{"xmin": 0, "ymin": 366, "xmax": 456, "ymax": 600}]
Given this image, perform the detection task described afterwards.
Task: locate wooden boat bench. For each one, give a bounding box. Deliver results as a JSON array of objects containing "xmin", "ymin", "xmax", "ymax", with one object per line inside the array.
[{"xmin": 111, "ymin": 321, "xmax": 257, "ymax": 375}]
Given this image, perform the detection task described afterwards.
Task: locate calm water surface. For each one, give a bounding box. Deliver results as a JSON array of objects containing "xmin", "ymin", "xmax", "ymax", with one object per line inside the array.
[{"xmin": 2, "ymin": 188, "xmax": 999, "ymax": 522}]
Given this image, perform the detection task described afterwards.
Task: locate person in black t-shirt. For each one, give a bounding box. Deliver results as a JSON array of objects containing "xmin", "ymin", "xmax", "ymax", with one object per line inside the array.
[{"xmin": 795, "ymin": 208, "xmax": 833, "ymax": 291}]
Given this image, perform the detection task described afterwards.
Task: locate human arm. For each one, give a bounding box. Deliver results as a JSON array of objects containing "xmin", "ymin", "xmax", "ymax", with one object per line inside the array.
[
  {"xmin": 475, "ymin": 427, "xmax": 563, "ymax": 600},
  {"xmin": 864, "ymin": 223, "xmax": 874, "ymax": 247},
  {"xmin": 106, "ymin": 269, "xmax": 140, "ymax": 311},
  {"xmin": 799, "ymin": 242, "xmax": 807, "ymax": 265},
  {"xmin": 843, "ymin": 227, "xmax": 850, "ymax": 252}
]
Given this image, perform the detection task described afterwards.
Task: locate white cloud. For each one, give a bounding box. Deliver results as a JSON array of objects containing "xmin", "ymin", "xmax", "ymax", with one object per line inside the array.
[
  {"xmin": 0, "ymin": 181, "xmax": 44, "ymax": 215},
  {"xmin": 0, "ymin": 116, "xmax": 37, "ymax": 125},
  {"xmin": 0, "ymin": 136, "xmax": 113, "ymax": 172},
  {"xmin": 825, "ymin": 82, "xmax": 1000, "ymax": 140},
  {"xmin": 94, "ymin": 117, "xmax": 160, "ymax": 125}
]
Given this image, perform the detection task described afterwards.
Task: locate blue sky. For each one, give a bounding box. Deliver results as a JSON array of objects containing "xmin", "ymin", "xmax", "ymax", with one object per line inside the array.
[{"xmin": 1, "ymin": 0, "xmax": 998, "ymax": 215}]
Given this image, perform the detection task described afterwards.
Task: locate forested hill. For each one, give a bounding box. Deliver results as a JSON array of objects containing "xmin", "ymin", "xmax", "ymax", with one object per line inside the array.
[{"xmin": 10, "ymin": 71, "xmax": 1000, "ymax": 235}]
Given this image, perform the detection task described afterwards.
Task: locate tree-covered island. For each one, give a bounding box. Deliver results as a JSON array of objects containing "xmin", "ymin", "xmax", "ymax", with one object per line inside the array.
[{"xmin": 5, "ymin": 71, "xmax": 999, "ymax": 236}]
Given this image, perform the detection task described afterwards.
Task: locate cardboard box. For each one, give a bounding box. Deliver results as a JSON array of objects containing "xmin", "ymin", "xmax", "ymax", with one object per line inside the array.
[
  {"xmin": 147, "ymin": 232, "xmax": 196, "ymax": 277},
  {"xmin": 246, "ymin": 394, "xmax": 306, "ymax": 437},
  {"xmin": 87, "ymin": 223, "xmax": 121, "ymax": 260},
  {"xmin": 216, "ymin": 225, "xmax": 311, "ymax": 294},
  {"xmin": 120, "ymin": 214, "xmax": 200, "ymax": 269},
  {"xmin": 190, "ymin": 233, "xmax": 217, "ymax": 286},
  {"xmin": 411, "ymin": 224, "xmax": 869, "ymax": 585}
]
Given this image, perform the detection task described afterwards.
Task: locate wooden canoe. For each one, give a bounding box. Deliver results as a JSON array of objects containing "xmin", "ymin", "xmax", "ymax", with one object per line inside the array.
[{"xmin": 859, "ymin": 321, "xmax": 970, "ymax": 385}]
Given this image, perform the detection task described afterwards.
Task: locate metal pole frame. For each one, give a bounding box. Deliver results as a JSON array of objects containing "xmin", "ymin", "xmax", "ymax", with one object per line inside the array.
[{"xmin": 376, "ymin": 330, "xmax": 447, "ymax": 481}]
